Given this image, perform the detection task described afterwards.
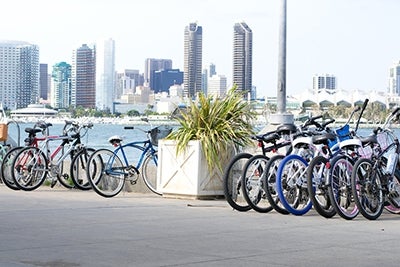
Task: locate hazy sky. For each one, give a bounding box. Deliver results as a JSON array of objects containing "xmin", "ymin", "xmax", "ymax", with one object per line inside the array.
[{"xmin": 1, "ymin": 0, "xmax": 400, "ymax": 97}]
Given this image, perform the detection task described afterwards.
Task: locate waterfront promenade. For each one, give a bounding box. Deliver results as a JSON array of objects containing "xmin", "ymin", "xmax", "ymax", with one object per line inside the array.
[{"xmin": 1, "ymin": 185, "xmax": 400, "ymax": 267}]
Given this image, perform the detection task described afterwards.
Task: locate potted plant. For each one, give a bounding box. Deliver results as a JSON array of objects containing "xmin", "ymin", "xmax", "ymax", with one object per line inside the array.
[{"xmin": 157, "ymin": 86, "xmax": 256, "ymax": 199}]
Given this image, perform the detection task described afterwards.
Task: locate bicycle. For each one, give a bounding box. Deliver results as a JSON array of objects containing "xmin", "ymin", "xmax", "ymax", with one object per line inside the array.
[
  {"xmin": 239, "ymin": 128, "xmax": 292, "ymax": 213},
  {"xmin": 351, "ymin": 107, "xmax": 400, "ymax": 220},
  {"xmin": 306, "ymin": 99, "xmax": 369, "ymax": 218},
  {"xmin": 274, "ymin": 115, "xmax": 337, "ymax": 216},
  {"xmin": 1, "ymin": 121, "xmax": 53, "ymax": 190},
  {"xmin": 10, "ymin": 121, "xmax": 94, "ymax": 191},
  {"xmin": 85, "ymin": 119, "xmax": 172, "ymax": 197}
]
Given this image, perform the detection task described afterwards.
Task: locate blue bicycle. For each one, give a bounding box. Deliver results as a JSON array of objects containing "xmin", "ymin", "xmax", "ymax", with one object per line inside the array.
[{"xmin": 86, "ymin": 119, "xmax": 172, "ymax": 197}]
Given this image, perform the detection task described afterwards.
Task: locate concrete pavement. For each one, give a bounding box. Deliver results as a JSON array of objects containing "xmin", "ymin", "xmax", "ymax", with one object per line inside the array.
[{"xmin": 1, "ymin": 184, "xmax": 400, "ymax": 267}]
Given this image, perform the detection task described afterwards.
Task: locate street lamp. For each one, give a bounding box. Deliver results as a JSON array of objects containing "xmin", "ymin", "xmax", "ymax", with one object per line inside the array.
[{"xmin": 268, "ymin": 0, "xmax": 294, "ymax": 125}]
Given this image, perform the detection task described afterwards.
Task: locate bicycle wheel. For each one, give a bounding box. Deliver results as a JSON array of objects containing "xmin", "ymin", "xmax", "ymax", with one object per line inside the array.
[
  {"xmin": 223, "ymin": 152, "xmax": 252, "ymax": 212},
  {"xmin": 385, "ymin": 170, "xmax": 400, "ymax": 214},
  {"xmin": 0, "ymin": 146, "xmax": 23, "ymax": 190},
  {"xmin": 241, "ymin": 154, "xmax": 273, "ymax": 213},
  {"xmin": 54, "ymin": 145, "xmax": 74, "ymax": 189},
  {"xmin": 12, "ymin": 147, "xmax": 48, "ymax": 191},
  {"xmin": 327, "ymin": 155, "xmax": 358, "ymax": 220},
  {"xmin": 263, "ymin": 154, "xmax": 289, "ymax": 215},
  {"xmin": 351, "ymin": 158, "xmax": 384, "ymax": 220},
  {"xmin": 306, "ymin": 156, "xmax": 336, "ymax": 218},
  {"xmin": 86, "ymin": 148, "xmax": 125, "ymax": 198},
  {"xmin": 276, "ymin": 154, "xmax": 312, "ymax": 216},
  {"xmin": 142, "ymin": 151, "xmax": 161, "ymax": 195},
  {"xmin": 70, "ymin": 147, "xmax": 96, "ymax": 190}
]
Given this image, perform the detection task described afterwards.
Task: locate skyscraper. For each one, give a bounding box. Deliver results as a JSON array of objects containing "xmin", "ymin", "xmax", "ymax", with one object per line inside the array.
[
  {"xmin": 153, "ymin": 69, "xmax": 183, "ymax": 93},
  {"xmin": 50, "ymin": 62, "xmax": 71, "ymax": 109},
  {"xmin": 202, "ymin": 63, "xmax": 216, "ymax": 95},
  {"xmin": 388, "ymin": 61, "xmax": 400, "ymax": 95},
  {"xmin": 144, "ymin": 58, "xmax": 172, "ymax": 89},
  {"xmin": 40, "ymin": 63, "xmax": 49, "ymax": 101},
  {"xmin": 116, "ymin": 69, "xmax": 141, "ymax": 98},
  {"xmin": 71, "ymin": 44, "xmax": 96, "ymax": 108},
  {"xmin": 184, "ymin": 22, "xmax": 203, "ymax": 98},
  {"xmin": 312, "ymin": 74, "xmax": 337, "ymax": 93},
  {"xmin": 96, "ymin": 38, "xmax": 115, "ymax": 111},
  {"xmin": 233, "ymin": 22, "xmax": 252, "ymax": 93},
  {"xmin": 0, "ymin": 40, "xmax": 39, "ymax": 109}
]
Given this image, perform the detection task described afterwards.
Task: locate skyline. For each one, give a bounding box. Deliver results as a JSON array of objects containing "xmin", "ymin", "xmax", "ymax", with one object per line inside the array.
[{"xmin": 1, "ymin": 0, "xmax": 400, "ymax": 97}]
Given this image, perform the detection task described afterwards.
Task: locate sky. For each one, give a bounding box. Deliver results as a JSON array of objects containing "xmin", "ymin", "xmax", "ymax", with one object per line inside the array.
[{"xmin": 1, "ymin": 0, "xmax": 400, "ymax": 98}]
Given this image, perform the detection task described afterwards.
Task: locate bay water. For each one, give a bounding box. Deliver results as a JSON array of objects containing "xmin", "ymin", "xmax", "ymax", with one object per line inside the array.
[{"xmin": 5, "ymin": 120, "xmax": 399, "ymax": 158}]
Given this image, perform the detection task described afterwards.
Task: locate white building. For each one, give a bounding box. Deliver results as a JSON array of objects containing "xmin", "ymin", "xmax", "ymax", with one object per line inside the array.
[
  {"xmin": 116, "ymin": 69, "xmax": 140, "ymax": 97},
  {"xmin": 207, "ymin": 74, "xmax": 227, "ymax": 98},
  {"xmin": 96, "ymin": 38, "xmax": 116, "ymax": 111},
  {"xmin": 0, "ymin": 40, "xmax": 39, "ymax": 109}
]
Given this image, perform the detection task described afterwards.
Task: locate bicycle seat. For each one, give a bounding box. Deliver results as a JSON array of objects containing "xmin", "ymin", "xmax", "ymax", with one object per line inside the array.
[
  {"xmin": 25, "ymin": 127, "xmax": 42, "ymax": 135},
  {"xmin": 260, "ymin": 132, "xmax": 280, "ymax": 143},
  {"xmin": 312, "ymin": 132, "xmax": 336, "ymax": 145},
  {"xmin": 108, "ymin": 135, "xmax": 122, "ymax": 145},
  {"xmin": 276, "ymin": 124, "xmax": 297, "ymax": 135},
  {"xmin": 359, "ymin": 134, "xmax": 378, "ymax": 146}
]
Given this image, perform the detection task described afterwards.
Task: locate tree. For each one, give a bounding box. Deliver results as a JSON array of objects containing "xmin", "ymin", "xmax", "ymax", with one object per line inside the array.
[{"xmin": 127, "ymin": 109, "xmax": 140, "ymax": 117}]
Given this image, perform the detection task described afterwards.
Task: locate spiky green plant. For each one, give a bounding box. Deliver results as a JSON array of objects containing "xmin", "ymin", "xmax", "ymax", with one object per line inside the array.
[{"xmin": 167, "ymin": 87, "xmax": 256, "ymax": 171}]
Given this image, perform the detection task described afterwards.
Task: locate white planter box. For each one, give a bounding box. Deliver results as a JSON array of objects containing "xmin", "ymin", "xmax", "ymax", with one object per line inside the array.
[{"xmin": 157, "ymin": 139, "xmax": 230, "ymax": 199}]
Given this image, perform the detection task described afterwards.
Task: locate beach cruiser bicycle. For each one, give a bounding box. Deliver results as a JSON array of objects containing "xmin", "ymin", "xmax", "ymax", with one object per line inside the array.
[
  {"xmin": 350, "ymin": 107, "xmax": 400, "ymax": 220},
  {"xmin": 85, "ymin": 118, "xmax": 172, "ymax": 198}
]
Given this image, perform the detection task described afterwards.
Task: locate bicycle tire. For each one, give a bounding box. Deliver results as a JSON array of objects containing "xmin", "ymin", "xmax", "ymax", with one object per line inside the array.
[
  {"xmin": 241, "ymin": 154, "xmax": 273, "ymax": 213},
  {"xmin": 12, "ymin": 147, "xmax": 48, "ymax": 191},
  {"xmin": 86, "ymin": 148, "xmax": 125, "ymax": 198},
  {"xmin": 0, "ymin": 146, "xmax": 23, "ymax": 190},
  {"xmin": 276, "ymin": 154, "xmax": 312, "ymax": 216},
  {"xmin": 223, "ymin": 152, "xmax": 252, "ymax": 212},
  {"xmin": 263, "ymin": 154, "xmax": 289, "ymax": 215},
  {"xmin": 351, "ymin": 158, "xmax": 384, "ymax": 220},
  {"xmin": 306, "ymin": 156, "xmax": 336, "ymax": 218},
  {"xmin": 327, "ymin": 155, "xmax": 358, "ymax": 220},
  {"xmin": 384, "ymin": 170, "xmax": 400, "ymax": 214},
  {"xmin": 70, "ymin": 147, "xmax": 96, "ymax": 190},
  {"xmin": 55, "ymin": 145, "xmax": 74, "ymax": 189},
  {"xmin": 142, "ymin": 151, "xmax": 161, "ymax": 195}
]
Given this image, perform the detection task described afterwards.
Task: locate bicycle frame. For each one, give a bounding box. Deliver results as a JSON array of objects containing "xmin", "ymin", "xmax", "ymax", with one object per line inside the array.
[{"xmin": 105, "ymin": 139, "xmax": 156, "ymax": 177}]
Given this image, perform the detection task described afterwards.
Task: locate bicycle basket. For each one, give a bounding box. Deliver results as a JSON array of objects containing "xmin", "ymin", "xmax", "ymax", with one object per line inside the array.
[
  {"xmin": 335, "ymin": 124, "xmax": 351, "ymax": 141},
  {"xmin": 328, "ymin": 124, "xmax": 351, "ymax": 148},
  {"xmin": 377, "ymin": 131, "xmax": 395, "ymax": 151},
  {"xmin": 150, "ymin": 125, "xmax": 172, "ymax": 146}
]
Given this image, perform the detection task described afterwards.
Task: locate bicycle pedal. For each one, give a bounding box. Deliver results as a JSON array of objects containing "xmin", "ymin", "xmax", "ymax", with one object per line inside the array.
[
  {"xmin": 130, "ymin": 180, "xmax": 137, "ymax": 185},
  {"xmin": 50, "ymin": 180, "xmax": 57, "ymax": 188}
]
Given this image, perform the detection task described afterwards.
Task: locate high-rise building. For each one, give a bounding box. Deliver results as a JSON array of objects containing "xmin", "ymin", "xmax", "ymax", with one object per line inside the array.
[
  {"xmin": 71, "ymin": 44, "xmax": 96, "ymax": 108},
  {"xmin": 202, "ymin": 63, "xmax": 217, "ymax": 95},
  {"xmin": 116, "ymin": 69, "xmax": 141, "ymax": 98},
  {"xmin": 388, "ymin": 61, "xmax": 400, "ymax": 95},
  {"xmin": 40, "ymin": 63, "xmax": 49, "ymax": 101},
  {"xmin": 233, "ymin": 22, "xmax": 252, "ymax": 93},
  {"xmin": 153, "ymin": 69, "xmax": 183, "ymax": 93},
  {"xmin": 0, "ymin": 40, "xmax": 39, "ymax": 109},
  {"xmin": 144, "ymin": 58, "xmax": 172, "ymax": 89},
  {"xmin": 208, "ymin": 74, "xmax": 227, "ymax": 98},
  {"xmin": 50, "ymin": 62, "xmax": 71, "ymax": 109},
  {"xmin": 184, "ymin": 22, "xmax": 203, "ymax": 98},
  {"xmin": 313, "ymin": 74, "xmax": 337, "ymax": 93},
  {"xmin": 96, "ymin": 38, "xmax": 115, "ymax": 111}
]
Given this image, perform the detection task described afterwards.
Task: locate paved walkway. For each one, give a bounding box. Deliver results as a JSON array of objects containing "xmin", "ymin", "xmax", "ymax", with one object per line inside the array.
[{"xmin": 1, "ymin": 184, "xmax": 400, "ymax": 267}]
